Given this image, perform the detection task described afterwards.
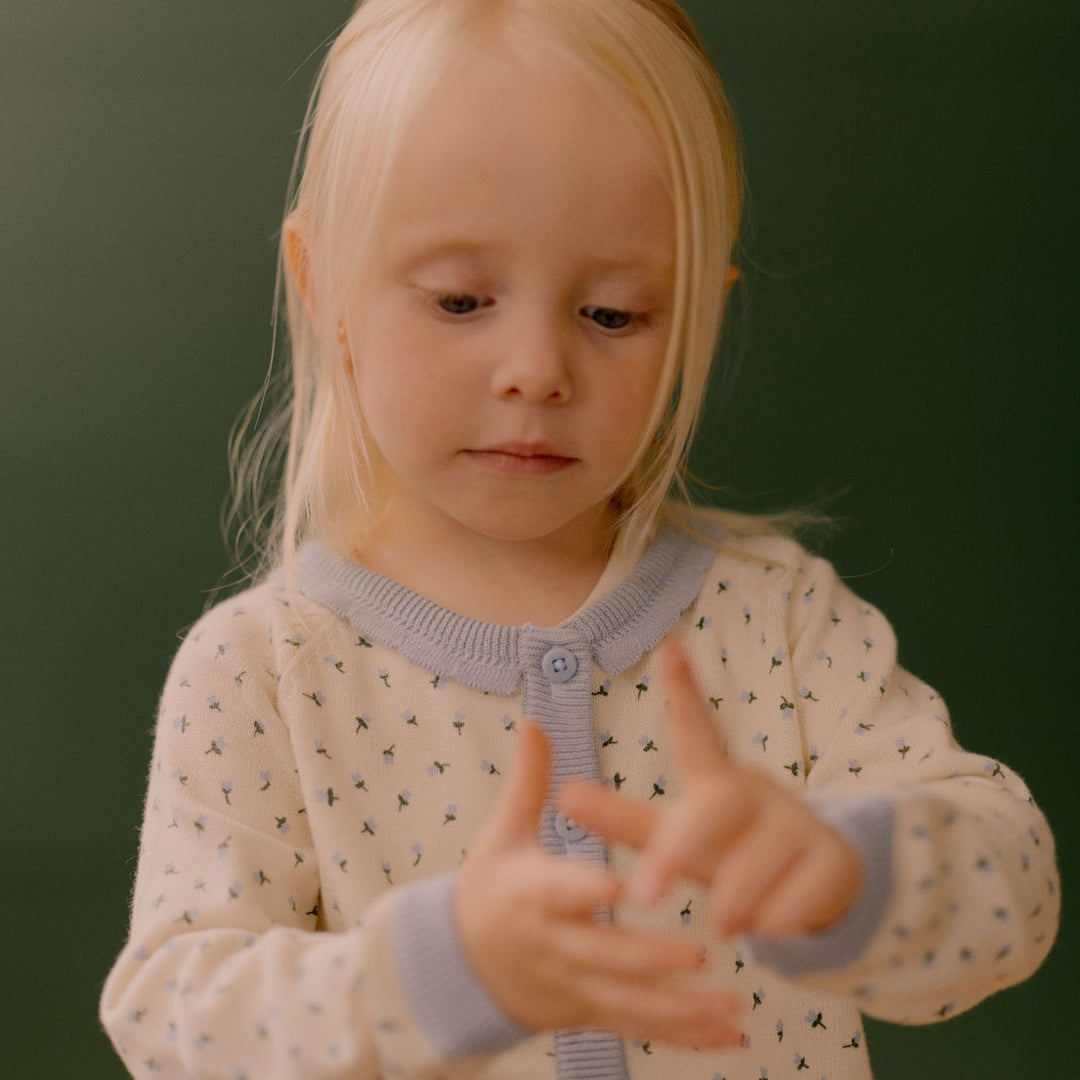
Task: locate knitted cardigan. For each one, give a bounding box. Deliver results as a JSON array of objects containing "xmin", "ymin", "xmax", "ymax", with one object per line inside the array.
[{"xmin": 100, "ymin": 514, "xmax": 1059, "ymax": 1079}]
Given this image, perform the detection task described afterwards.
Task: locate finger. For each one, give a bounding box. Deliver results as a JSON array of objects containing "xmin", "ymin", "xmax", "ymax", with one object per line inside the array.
[
  {"xmin": 750, "ymin": 833, "xmax": 862, "ymax": 939},
  {"xmin": 558, "ymin": 778, "xmax": 660, "ymax": 851},
  {"xmin": 551, "ymin": 921, "xmax": 706, "ymax": 978},
  {"xmin": 628, "ymin": 788, "xmax": 745, "ymax": 905},
  {"xmin": 659, "ymin": 638, "xmax": 729, "ymax": 779},
  {"xmin": 559, "ymin": 780, "xmax": 722, "ymax": 906},
  {"xmin": 708, "ymin": 817, "xmax": 805, "ymax": 937},
  {"xmin": 478, "ymin": 719, "xmax": 551, "ymax": 853},
  {"xmin": 531, "ymin": 857, "xmax": 622, "ymax": 918},
  {"xmin": 579, "ymin": 975, "xmax": 743, "ymax": 1051}
]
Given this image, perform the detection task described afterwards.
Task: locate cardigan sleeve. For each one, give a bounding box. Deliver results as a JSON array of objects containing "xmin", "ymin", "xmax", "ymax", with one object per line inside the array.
[
  {"xmin": 747, "ymin": 551, "xmax": 1060, "ymax": 1023},
  {"xmin": 99, "ymin": 595, "xmax": 525, "ymax": 1080}
]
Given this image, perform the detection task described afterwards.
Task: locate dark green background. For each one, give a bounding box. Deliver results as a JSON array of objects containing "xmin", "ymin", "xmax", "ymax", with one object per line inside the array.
[{"xmin": 2, "ymin": 1, "xmax": 1076, "ymax": 1076}]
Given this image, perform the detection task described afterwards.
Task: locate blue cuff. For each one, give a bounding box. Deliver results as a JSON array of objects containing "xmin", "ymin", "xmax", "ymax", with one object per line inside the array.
[
  {"xmin": 746, "ymin": 795, "xmax": 894, "ymax": 977},
  {"xmin": 390, "ymin": 871, "xmax": 531, "ymax": 1058}
]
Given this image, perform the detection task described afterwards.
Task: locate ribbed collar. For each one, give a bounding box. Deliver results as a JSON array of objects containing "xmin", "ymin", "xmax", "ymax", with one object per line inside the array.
[{"xmin": 292, "ymin": 520, "xmax": 718, "ymax": 695}]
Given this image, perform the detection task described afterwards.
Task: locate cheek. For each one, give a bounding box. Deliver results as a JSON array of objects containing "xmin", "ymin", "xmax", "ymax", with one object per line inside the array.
[
  {"xmin": 356, "ymin": 365, "xmax": 425, "ymax": 461},
  {"xmin": 593, "ymin": 360, "xmax": 666, "ymax": 461},
  {"xmin": 352, "ymin": 327, "xmax": 469, "ymax": 463}
]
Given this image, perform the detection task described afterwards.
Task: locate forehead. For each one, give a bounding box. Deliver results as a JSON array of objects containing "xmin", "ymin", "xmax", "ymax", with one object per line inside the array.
[{"xmin": 370, "ymin": 37, "xmax": 674, "ymax": 276}]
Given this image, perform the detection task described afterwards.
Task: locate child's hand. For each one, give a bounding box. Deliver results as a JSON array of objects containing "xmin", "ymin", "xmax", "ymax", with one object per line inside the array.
[
  {"xmin": 560, "ymin": 640, "xmax": 862, "ymax": 940},
  {"xmin": 454, "ymin": 720, "xmax": 742, "ymax": 1048}
]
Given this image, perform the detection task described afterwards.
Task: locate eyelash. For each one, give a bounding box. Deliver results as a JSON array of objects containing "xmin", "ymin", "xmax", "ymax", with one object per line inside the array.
[
  {"xmin": 433, "ymin": 294, "xmax": 642, "ymax": 332},
  {"xmin": 435, "ymin": 293, "xmax": 487, "ymax": 316},
  {"xmin": 581, "ymin": 305, "xmax": 637, "ymax": 332}
]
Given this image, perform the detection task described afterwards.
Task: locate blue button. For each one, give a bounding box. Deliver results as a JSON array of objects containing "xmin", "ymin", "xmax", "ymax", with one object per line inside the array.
[
  {"xmin": 541, "ymin": 646, "xmax": 578, "ymax": 683},
  {"xmin": 554, "ymin": 811, "xmax": 589, "ymax": 845}
]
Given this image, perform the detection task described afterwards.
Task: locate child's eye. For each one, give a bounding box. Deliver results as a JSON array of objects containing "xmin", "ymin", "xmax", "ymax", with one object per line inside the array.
[
  {"xmin": 436, "ymin": 293, "xmax": 485, "ymax": 316},
  {"xmin": 582, "ymin": 305, "xmax": 635, "ymax": 331}
]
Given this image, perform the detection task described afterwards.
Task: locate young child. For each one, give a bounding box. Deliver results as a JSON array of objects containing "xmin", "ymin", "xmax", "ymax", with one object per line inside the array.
[{"xmin": 100, "ymin": 1, "xmax": 1059, "ymax": 1077}]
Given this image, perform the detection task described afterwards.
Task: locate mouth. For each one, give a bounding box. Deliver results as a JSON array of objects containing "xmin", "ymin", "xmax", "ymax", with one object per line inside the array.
[{"xmin": 462, "ymin": 442, "xmax": 577, "ymax": 476}]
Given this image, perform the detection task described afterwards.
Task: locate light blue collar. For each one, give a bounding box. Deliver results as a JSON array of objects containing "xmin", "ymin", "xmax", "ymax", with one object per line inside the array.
[{"xmin": 292, "ymin": 520, "xmax": 718, "ymax": 692}]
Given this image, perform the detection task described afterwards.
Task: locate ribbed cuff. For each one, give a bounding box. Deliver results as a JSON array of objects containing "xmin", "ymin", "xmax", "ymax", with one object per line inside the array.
[
  {"xmin": 746, "ymin": 795, "xmax": 894, "ymax": 976},
  {"xmin": 390, "ymin": 871, "xmax": 531, "ymax": 1058}
]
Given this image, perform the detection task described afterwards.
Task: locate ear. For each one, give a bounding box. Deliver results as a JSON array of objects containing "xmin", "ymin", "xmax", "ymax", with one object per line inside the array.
[
  {"xmin": 284, "ymin": 213, "xmax": 353, "ymax": 371},
  {"xmin": 283, "ymin": 213, "xmax": 316, "ymax": 319}
]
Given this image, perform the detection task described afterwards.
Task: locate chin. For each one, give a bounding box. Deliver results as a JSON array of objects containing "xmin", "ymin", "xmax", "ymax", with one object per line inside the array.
[
  {"xmin": 452, "ymin": 502, "xmax": 610, "ymax": 548},
  {"xmin": 464, "ymin": 519, "xmax": 568, "ymax": 545}
]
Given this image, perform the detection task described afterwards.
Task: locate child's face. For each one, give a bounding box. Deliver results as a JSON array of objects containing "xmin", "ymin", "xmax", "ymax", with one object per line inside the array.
[{"xmin": 343, "ymin": 42, "xmax": 675, "ymax": 556}]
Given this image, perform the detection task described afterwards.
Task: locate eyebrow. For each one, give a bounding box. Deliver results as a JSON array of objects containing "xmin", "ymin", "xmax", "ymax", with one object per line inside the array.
[
  {"xmin": 391, "ymin": 237, "xmax": 672, "ymax": 284},
  {"xmin": 388, "ymin": 237, "xmax": 492, "ymax": 275}
]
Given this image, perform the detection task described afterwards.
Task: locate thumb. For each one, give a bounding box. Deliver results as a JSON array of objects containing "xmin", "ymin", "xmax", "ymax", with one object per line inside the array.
[{"xmin": 476, "ymin": 719, "xmax": 551, "ymax": 853}]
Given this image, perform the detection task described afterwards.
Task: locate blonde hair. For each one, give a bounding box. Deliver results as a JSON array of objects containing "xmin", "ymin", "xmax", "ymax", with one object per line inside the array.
[{"xmin": 227, "ymin": 0, "xmax": 744, "ymax": 580}]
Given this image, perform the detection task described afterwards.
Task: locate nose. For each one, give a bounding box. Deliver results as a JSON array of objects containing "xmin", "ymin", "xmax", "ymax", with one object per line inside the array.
[{"xmin": 489, "ymin": 313, "xmax": 572, "ymax": 404}]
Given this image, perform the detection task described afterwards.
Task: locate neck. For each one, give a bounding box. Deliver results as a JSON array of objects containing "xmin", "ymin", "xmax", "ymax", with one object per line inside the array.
[{"xmin": 349, "ymin": 502, "xmax": 617, "ymax": 627}]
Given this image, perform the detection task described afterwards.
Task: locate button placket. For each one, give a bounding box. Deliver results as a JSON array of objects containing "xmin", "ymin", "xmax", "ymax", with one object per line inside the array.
[
  {"xmin": 519, "ymin": 636, "xmax": 629, "ymax": 1076},
  {"xmin": 520, "ymin": 631, "xmax": 603, "ymax": 862}
]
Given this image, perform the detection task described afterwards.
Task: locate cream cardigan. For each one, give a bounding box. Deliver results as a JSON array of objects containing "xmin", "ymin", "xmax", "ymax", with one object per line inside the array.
[{"xmin": 101, "ymin": 514, "xmax": 1059, "ymax": 1078}]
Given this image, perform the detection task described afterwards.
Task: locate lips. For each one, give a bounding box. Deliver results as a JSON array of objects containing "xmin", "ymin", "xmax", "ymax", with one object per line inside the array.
[{"xmin": 463, "ymin": 441, "xmax": 577, "ymax": 476}]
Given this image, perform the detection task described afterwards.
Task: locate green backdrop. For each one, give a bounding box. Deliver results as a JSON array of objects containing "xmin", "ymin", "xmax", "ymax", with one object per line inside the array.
[{"xmin": 2, "ymin": 1, "xmax": 1075, "ymax": 1076}]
